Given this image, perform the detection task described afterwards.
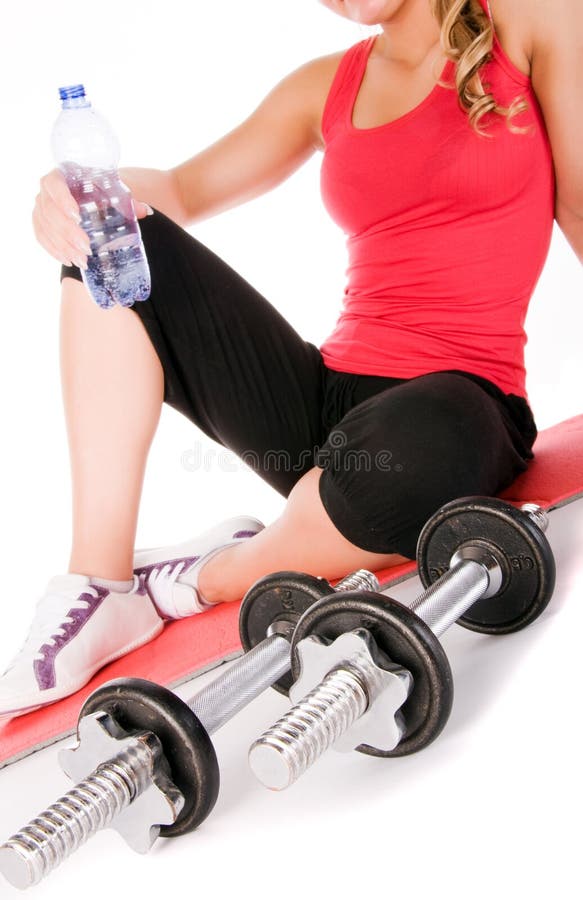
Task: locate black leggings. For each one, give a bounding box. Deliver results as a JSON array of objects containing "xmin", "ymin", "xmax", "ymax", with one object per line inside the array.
[{"xmin": 60, "ymin": 209, "xmax": 538, "ymax": 559}]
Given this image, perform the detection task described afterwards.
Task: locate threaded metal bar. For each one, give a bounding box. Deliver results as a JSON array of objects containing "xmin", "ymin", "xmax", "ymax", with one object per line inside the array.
[
  {"xmin": 249, "ymin": 665, "xmax": 369, "ymax": 790},
  {"xmin": 520, "ymin": 504, "xmax": 548, "ymax": 533},
  {"xmin": 0, "ymin": 739, "xmax": 152, "ymax": 889},
  {"xmin": 0, "ymin": 584, "xmax": 316, "ymax": 886},
  {"xmin": 335, "ymin": 570, "xmax": 380, "ymax": 593}
]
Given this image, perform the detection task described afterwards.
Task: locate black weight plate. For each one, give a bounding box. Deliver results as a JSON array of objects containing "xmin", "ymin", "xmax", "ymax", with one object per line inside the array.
[
  {"xmin": 239, "ymin": 571, "xmax": 334, "ymax": 694},
  {"xmin": 81, "ymin": 677, "xmax": 220, "ymax": 838},
  {"xmin": 417, "ymin": 496, "xmax": 556, "ymax": 635},
  {"xmin": 291, "ymin": 591, "xmax": 454, "ymax": 757}
]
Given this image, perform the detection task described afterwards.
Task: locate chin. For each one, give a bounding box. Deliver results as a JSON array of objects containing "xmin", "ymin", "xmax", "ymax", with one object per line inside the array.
[{"xmin": 342, "ymin": 0, "xmax": 403, "ymax": 25}]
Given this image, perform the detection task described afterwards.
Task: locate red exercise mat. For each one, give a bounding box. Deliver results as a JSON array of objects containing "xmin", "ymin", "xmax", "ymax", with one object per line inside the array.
[
  {"xmin": 1, "ymin": 414, "xmax": 581, "ymax": 769},
  {"xmin": 499, "ymin": 413, "xmax": 583, "ymax": 510}
]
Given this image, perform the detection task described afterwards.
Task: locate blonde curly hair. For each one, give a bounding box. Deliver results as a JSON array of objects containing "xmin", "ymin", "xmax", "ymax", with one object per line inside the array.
[{"xmin": 432, "ymin": 0, "xmax": 530, "ymax": 136}]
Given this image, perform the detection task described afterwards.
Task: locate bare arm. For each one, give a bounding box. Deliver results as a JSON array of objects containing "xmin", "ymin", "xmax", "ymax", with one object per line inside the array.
[
  {"xmin": 527, "ymin": 0, "xmax": 583, "ymax": 263},
  {"xmin": 34, "ymin": 53, "xmax": 341, "ymax": 266},
  {"xmin": 117, "ymin": 168, "xmax": 185, "ymax": 224},
  {"xmin": 120, "ymin": 54, "xmax": 341, "ymax": 227}
]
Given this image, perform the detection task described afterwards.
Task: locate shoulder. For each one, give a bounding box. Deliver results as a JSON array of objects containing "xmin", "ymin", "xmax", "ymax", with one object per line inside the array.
[
  {"xmin": 279, "ymin": 46, "xmax": 357, "ymax": 150},
  {"xmin": 487, "ymin": 0, "xmax": 536, "ymax": 77},
  {"xmin": 283, "ymin": 47, "xmax": 350, "ymax": 99},
  {"xmin": 489, "ymin": 0, "xmax": 581, "ymax": 70}
]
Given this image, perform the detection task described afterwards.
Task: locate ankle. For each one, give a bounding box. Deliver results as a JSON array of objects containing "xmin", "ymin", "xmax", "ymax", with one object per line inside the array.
[
  {"xmin": 68, "ymin": 556, "xmax": 134, "ymax": 582},
  {"xmin": 88, "ymin": 576, "xmax": 135, "ymax": 592},
  {"xmin": 197, "ymin": 544, "xmax": 242, "ymax": 604}
]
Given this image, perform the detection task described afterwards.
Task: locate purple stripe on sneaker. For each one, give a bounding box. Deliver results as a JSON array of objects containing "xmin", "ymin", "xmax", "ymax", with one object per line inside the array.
[
  {"xmin": 33, "ymin": 585, "xmax": 109, "ymax": 692},
  {"xmin": 133, "ymin": 555, "xmax": 200, "ymax": 581},
  {"xmin": 232, "ymin": 530, "xmax": 259, "ymax": 539}
]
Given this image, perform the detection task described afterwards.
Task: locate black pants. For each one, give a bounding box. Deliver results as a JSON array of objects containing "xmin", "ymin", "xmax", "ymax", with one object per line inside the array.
[{"xmin": 61, "ymin": 209, "xmax": 538, "ymax": 559}]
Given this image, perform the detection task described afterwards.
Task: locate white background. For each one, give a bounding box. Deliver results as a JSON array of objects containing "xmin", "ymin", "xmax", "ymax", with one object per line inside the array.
[{"xmin": 0, "ymin": 2, "xmax": 581, "ymax": 898}]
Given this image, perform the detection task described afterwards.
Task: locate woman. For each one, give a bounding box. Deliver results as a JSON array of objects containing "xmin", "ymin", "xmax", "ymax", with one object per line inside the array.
[{"xmin": 2, "ymin": 0, "xmax": 580, "ymax": 718}]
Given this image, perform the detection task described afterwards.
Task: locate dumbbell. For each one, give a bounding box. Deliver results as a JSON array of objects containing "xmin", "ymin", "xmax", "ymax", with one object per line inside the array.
[
  {"xmin": 417, "ymin": 498, "xmax": 555, "ymax": 634},
  {"xmin": 0, "ymin": 569, "xmax": 377, "ymax": 890},
  {"xmin": 245, "ymin": 497, "xmax": 556, "ymax": 640},
  {"xmin": 249, "ymin": 497, "xmax": 556, "ymax": 789}
]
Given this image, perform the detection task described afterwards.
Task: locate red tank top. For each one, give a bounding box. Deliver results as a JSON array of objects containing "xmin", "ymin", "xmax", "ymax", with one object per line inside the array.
[{"xmin": 319, "ymin": 0, "xmax": 555, "ymax": 400}]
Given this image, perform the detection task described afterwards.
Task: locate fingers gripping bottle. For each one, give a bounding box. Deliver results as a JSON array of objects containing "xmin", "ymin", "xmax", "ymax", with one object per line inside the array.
[{"xmin": 51, "ymin": 84, "xmax": 151, "ymax": 309}]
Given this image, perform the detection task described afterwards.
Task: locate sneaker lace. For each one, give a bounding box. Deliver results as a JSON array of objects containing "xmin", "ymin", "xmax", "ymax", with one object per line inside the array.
[
  {"xmin": 2, "ymin": 585, "xmax": 100, "ymax": 675},
  {"xmin": 145, "ymin": 560, "xmax": 188, "ymax": 613}
]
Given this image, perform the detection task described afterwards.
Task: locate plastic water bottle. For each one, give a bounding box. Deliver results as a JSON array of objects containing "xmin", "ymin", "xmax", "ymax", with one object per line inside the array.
[{"xmin": 51, "ymin": 84, "xmax": 151, "ymax": 309}]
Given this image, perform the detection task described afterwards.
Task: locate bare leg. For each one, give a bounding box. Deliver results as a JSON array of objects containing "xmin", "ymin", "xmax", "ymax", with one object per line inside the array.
[
  {"xmin": 61, "ymin": 278, "xmax": 404, "ymax": 592},
  {"xmin": 199, "ymin": 467, "xmax": 409, "ymax": 604},
  {"xmin": 60, "ymin": 278, "xmax": 164, "ymax": 580}
]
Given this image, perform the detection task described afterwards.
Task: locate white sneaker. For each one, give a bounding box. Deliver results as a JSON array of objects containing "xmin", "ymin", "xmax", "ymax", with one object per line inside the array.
[
  {"xmin": 133, "ymin": 515, "xmax": 265, "ymax": 619},
  {"xmin": 0, "ymin": 573, "xmax": 164, "ymax": 720}
]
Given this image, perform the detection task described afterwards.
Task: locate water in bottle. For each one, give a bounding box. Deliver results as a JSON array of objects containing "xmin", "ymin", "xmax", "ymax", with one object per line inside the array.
[{"xmin": 51, "ymin": 84, "xmax": 151, "ymax": 309}]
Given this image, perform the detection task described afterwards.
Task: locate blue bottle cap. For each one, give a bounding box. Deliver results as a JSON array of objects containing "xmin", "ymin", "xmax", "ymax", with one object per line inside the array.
[{"xmin": 58, "ymin": 84, "xmax": 86, "ymax": 101}]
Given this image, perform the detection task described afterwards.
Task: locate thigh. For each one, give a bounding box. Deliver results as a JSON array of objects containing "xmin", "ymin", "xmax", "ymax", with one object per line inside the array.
[
  {"xmin": 317, "ymin": 371, "xmax": 534, "ymax": 557},
  {"xmin": 61, "ymin": 209, "xmax": 326, "ymax": 496}
]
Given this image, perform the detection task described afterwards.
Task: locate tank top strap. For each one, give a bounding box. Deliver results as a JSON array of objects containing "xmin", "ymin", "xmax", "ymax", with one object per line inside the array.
[
  {"xmin": 321, "ymin": 37, "xmax": 374, "ymax": 143},
  {"xmin": 474, "ymin": 0, "xmax": 529, "ymax": 84}
]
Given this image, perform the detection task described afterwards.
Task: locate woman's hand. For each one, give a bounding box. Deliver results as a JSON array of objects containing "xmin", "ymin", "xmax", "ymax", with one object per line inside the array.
[{"xmin": 32, "ymin": 168, "xmax": 153, "ymax": 269}]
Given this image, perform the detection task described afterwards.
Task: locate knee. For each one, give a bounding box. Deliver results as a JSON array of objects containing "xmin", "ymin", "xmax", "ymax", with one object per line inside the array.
[
  {"xmin": 316, "ymin": 373, "xmax": 519, "ymax": 557},
  {"xmin": 138, "ymin": 208, "xmax": 216, "ymax": 275},
  {"xmin": 138, "ymin": 207, "xmax": 184, "ymax": 245}
]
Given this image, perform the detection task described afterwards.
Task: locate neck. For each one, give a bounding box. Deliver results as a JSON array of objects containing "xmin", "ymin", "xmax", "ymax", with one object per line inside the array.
[{"xmin": 375, "ymin": 0, "xmax": 442, "ymax": 67}]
